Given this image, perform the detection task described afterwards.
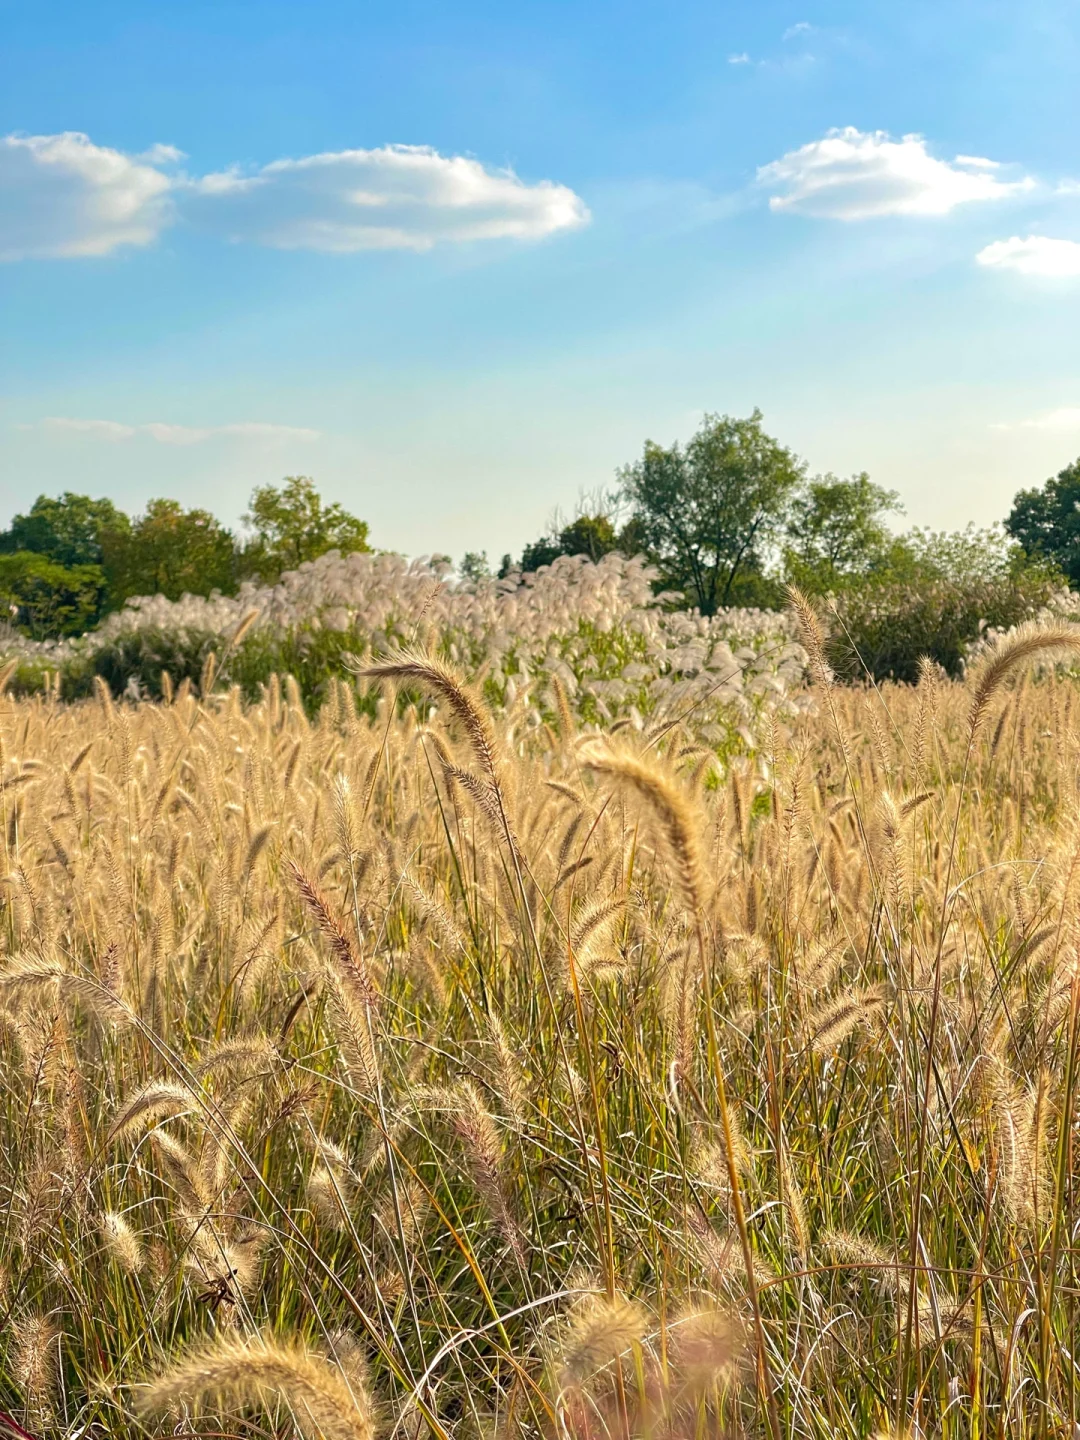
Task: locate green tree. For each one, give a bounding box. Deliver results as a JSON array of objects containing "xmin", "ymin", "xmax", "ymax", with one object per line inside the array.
[
  {"xmin": 619, "ymin": 409, "xmax": 805, "ymax": 614},
  {"xmin": 0, "ymin": 492, "xmax": 129, "ymax": 568},
  {"xmin": 0, "ymin": 552, "xmax": 108, "ymax": 639},
  {"xmin": 240, "ymin": 477, "xmax": 370, "ymax": 583},
  {"xmin": 518, "ymin": 511, "xmax": 621, "ymax": 574},
  {"xmin": 102, "ymin": 499, "xmax": 237, "ymax": 604},
  {"xmin": 459, "ymin": 551, "xmax": 492, "ymax": 583},
  {"xmin": 783, "ymin": 473, "xmax": 902, "ymax": 593},
  {"xmin": 1005, "ymin": 457, "xmax": 1080, "ymax": 587}
]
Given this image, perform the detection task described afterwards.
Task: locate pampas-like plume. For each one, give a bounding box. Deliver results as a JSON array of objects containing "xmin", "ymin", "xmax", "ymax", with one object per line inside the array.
[
  {"xmin": 786, "ymin": 587, "xmax": 834, "ymax": 687},
  {"xmin": 557, "ymin": 1292, "xmax": 647, "ymax": 1388},
  {"xmin": 581, "ymin": 744, "xmax": 705, "ymax": 915},
  {"xmin": 100, "ymin": 1209, "xmax": 146, "ymax": 1273},
  {"xmin": 361, "ymin": 647, "xmax": 501, "ymax": 788},
  {"xmin": 450, "ymin": 1080, "xmax": 525, "ymax": 1262},
  {"xmin": 191, "ymin": 1034, "xmax": 279, "ymax": 1080},
  {"xmin": 0, "ymin": 957, "xmax": 129, "ymax": 1027},
  {"xmin": 669, "ymin": 1305, "xmax": 743, "ymax": 1395},
  {"xmin": 967, "ymin": 623, "xmax": 1080, "ymax": 740},
  {"xmin": 12, "ymin": 1314, "xmax": 59, "ymax": 1431},
  {"xmin": 136, "ymin": 1331, "xmax": 374, "ymax": 1440},
  {"xmin": 408, "ymin": 873, "xmax": 468, "ymax": 955},
  {"xmin": 486, "ymin": 1010, "xmax": 528, "ymax": 1131},
  {"xmin": 805, "ymin": 985, "xmax": 887, "ymax": 1055},
  {"xmin": 109, "ymin": 1081, "xmax": 194, "ymax": 1141},
  {"xmin": 289, "ymin": 861, "xmax": 377, "ymax": 1008}
]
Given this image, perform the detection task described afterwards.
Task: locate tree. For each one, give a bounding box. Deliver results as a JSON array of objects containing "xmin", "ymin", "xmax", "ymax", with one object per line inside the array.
[
  {"xmin": 0, "ymin": 492, "xmax": 129, "ymax": 568},
  {"xmin": 518, "ymin": 510, "xmax": 621, "ymax": 574},
  {"xmin": 240, "ymin": 477, "xmax": 370, "ymax": 582},
  {"xmin": 783, "ymin": 473, "xmax": 902, "ymax": 593},
  {"xmin": 619, "ymin": 409, "xmax": 805, "ymax": 614},
  {"xmin": 0, "ymin": 552, "xmax": 107, "ymax": 639},
  {"xmin": 1005, "ymin": 457, "xmax": 1080, "ymax": 586},
  {"xmin": 102, "ymin": 499, "xmax": 238, "ymax": 604},
  {"xmin": 459, "ymin": 551, "xmax": 492, "ymax": 583}
]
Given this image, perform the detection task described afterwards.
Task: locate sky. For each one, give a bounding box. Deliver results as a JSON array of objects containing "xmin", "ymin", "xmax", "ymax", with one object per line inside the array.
[{"xmin": 1, "ymin": 0, "xmax": 1079, "ymax": 565}]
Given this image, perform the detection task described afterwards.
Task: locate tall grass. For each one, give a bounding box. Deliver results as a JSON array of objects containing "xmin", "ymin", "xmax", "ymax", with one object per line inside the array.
[{"xmin": 0, "ymin": 628, "xmax": 1078, "ymax": 1438}]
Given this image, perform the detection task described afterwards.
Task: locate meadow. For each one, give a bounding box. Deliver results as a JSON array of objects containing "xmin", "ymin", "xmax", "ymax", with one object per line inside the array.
[{"xmin": 1, "ymin": 594, "xmax": 1080, "ymax": 1440}]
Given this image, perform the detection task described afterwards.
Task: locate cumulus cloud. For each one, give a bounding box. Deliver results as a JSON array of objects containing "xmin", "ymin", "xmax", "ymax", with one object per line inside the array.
[
  {"xmin": 183, "ymin": 144, "xmax": 589, "ymax": 252},
  {"xmin": 0, "ymin": 132, "xmax": 588, "ymax": 259},
  {"xmin": 0, "ymin": 131, "xmax": 173, "ymax": 260},
  {"xmin": 758, "ymin": 127, "xmax": 1034, "ymax": 219},
  {"xmin": 40, "ymin": 418, "xmax": 320, "ymax": 444},
  {"xmin": 991, "ymin": 407, "xmax": 1080, "ymax": 433},
  {"xmin": 976, "ymin": 235, "xmax": 1080, "ymax": 277}
]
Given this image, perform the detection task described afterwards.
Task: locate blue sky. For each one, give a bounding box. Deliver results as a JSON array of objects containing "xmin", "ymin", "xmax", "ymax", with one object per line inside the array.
[{"xmin": 1, "ymin": 0, "xmax": 1079, "ymax": 564}]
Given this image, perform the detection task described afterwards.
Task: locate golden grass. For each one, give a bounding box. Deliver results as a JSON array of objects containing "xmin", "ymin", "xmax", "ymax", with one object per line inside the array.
[{"xmin": 0, "ymin": 637, "xmax": 1078, "ymax": 1438}]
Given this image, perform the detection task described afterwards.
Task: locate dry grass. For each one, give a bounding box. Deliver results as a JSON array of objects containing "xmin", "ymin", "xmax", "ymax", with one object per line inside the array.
[{"xmin": 0, "ymin": 639, "xmax": 1078, "ymax": 1439}]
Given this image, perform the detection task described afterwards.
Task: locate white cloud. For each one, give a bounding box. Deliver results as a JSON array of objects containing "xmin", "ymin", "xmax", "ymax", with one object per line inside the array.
[
  {"xmin": 976, "ymin": 235, "xmax": 1080, "ymax": 277},
  {"xmin": 0, "ymin": 132, "xmax": 588, "ymax": 259},
  {"xmin": 183, "ymin": 144, "xmax": 589, "ymax": 252},
  {"xmin": 728, "ymin": 52, "xmax": 751, "ymax": 64},
  {"xmin": 137, "ymin": 143, "xmax": 186, "ymax": 165},
  {"xmin": 759, "ymin": 127, "xmax": 1034, "ymax": 219},
  {"xmin": 782, "ymin": 21, "xmax": 813, "ymax": 39},
  {"xmin": 42, "ymin": 417, "xmax": 139, "ymax": 439},
  {"xmin": 0, "ymin": 132, "xmax": 173, "ymax": 259},
  {"xmin": 40, "ymin": 418, "xmax": 320, "ymax": 444},
  {"xmin": 991, "ymin": 408, "xmax": 1080, "ymax": 433}
]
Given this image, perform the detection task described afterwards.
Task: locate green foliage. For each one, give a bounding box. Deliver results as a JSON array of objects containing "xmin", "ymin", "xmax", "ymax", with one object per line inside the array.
[
  {"xmin": 77, "ymin": 626, "xmax": 222, "ymax": 700},
  {"xmin": 240, "ymin": 476, "xmax": 370, "ymax": 583},
  {"xmin": 0, "ymin": 551, "xmax": 108, "ymax": 639},
  {"xmin": 783, "ymin": 473, "xmax": 902, "ymax": 594},
  {"xmin": 458, "ymin": 551, "xmax": 492, "ymax": 582},
  {"xmin": 102, "ymin": 499, "xmax": 238, "ymax": 604},
  {"xmin": 826, "ymin": 527, "xmax": 1060, "ymax": 681},
  {"xmin": 0, "ymin": 491, "xmax": 130, "ymax": 568},
  {"xmin": 619, "ymin": 408, "xmax": 805, "ymax": 614},
  {"xmin": 1005, "ymin": 456, "xmax": 1080, "ymax": 586},
  {"xmin": 518, "ymin": 510, "xmax": 622, "ymax": 574}
]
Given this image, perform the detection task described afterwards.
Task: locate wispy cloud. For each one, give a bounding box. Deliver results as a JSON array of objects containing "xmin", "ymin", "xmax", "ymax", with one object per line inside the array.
[
  {"xmin": 759, "ymin": 127, "xmax": 1034, "ymax": 219},
  {"xmin": 39, "ymin": 418, "xmax": 321, "ymax": 444},
  {"xmin": 991, "ymin": 407, "xmax": 1080, "ymax": 432},
  {"xmin": 782, "ymin": 21, "xmax": 813, "ymax": 39},
  {"xmin": 976, "ymin": 235, "xmax": 1080, "ymax": 277},
  {"xmin": 0, "ymin": 132, "xmax": 589, "ymax": 260},
  {"xmin": 727, "ymin": 52, "xmax": 751, "ymax": 65}
]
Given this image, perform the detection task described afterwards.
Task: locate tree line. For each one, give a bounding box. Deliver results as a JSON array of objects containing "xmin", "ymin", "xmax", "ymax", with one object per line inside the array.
[
  {"xmin": 0, "ymin": 478, "xmax": 369, "ymax": 639},
  {"xmin": 5, "ymin": 410, "xmax": 1080, "ymax": 681}
]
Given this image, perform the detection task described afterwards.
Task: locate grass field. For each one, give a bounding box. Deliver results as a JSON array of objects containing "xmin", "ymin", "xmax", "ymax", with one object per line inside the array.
[{"xmin": 1, "ymin": 612, "xmax": 1080, "ymax": 1439}]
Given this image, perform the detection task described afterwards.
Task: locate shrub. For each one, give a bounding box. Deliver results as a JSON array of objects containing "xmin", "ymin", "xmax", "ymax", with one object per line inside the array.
[{"xmin": 823, "ymin": 527, "xmax": 1060, "ymax": 682}]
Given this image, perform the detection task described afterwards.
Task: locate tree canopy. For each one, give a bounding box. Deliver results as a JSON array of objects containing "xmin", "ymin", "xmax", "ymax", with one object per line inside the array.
[
  {"xmin": 619, "ymin": 409, "xmax": 805, "ymax": 613},
  {"xmin": 0, "ymin": 492, "xmax": 128, "ymax": 568},
  {"xmin": 102, "ymin": 499, "xmax": 238, "ymax": 604},
  {"xmin": 0, "ymin": 552, "xmax": 108, "ymax": 639},
  {"xmin": 783, "ymin": 473, "xmax": 902, "ymax": 593},
  {"xmin": 241, "ymin": 477, "xmax": 370, "ymax": 582},
  {"xmin": 1005, "ymin": 457, "xmax": 1080, "ymax": 587}
]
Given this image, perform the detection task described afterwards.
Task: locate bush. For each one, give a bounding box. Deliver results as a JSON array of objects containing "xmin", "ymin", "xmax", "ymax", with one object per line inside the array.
[
  {"xmin": 78, "ymin": 626, "xmax": 222, "ymax": 700},
  {"xmin": 824, "ymin": 527, "xmax": 1059, "ymax": 682}
]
